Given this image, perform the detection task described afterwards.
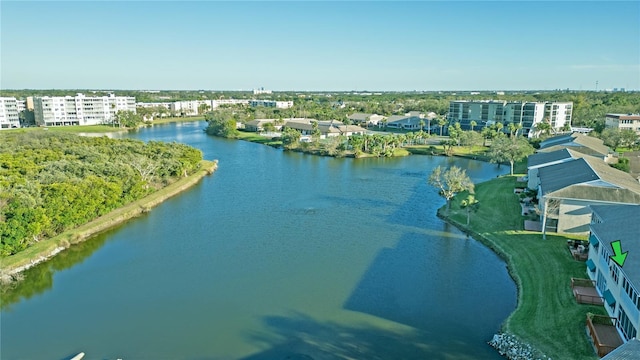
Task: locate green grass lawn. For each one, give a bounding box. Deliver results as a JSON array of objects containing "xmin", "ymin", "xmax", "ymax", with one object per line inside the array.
[
  {"xmin": 235, "ymin": 131, "xmax": 283, "ymax": 146},
  {"xmin": 150, "ymin": 116, "xmax": 204, "ymax": 125},
  {"xmin": 443, "ymin": 176, "xmax": 604, "ymax": 359}
]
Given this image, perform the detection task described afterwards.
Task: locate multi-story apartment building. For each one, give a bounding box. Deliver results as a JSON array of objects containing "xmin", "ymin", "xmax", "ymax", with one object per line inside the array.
[
  {"xmin": 248, "ymin": 100, "xmax": 294, "ymax": 109},
  {"xmin": 0, "ymin": 97, "xmax": 21, "ymax": 129},
  {"xmin": 587, "ymin": 205, "xmax": 640, "ymax": 343},
  {"xmin": 605, "ymin": 114, "xmax": 640, "ymax": 135},
  {"xmin": 448, "ymin": 100, "xmax": 572, "ymax": 137},
  {"xmin": 33, "ymin": 93, "xmax": 136, "ymax": 126}
]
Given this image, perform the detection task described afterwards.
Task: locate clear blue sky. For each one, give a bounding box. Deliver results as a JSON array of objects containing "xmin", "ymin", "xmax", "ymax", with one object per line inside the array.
[{"xmin": 2, "ymin": 1, "xmax": 639, "ymax": 91}]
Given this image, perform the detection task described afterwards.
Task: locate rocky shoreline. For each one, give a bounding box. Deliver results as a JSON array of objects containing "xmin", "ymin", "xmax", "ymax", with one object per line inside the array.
[{"xmin": 489, "ymin": 333, "xmax": 551, "ymax": 360}]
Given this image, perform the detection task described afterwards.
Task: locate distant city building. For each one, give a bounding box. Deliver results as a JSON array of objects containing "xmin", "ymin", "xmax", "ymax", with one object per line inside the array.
[
  {"xmin": 605, "ymin": 114, "xmax": 640, "ymax": 135},
  {"xmin": 448, "ymin": 100, "xmax": 573, "ymax": 137},
  {"xmin": 253, "ymin": 87, "xmax": 272, "ymax": 95},
  {"xmin": 33, "ymin": 93, "xmax": 136, "ymax": 126},
  {"xmin": 0, "ymin": 97, "xmax": 21, "ymax": 129}
]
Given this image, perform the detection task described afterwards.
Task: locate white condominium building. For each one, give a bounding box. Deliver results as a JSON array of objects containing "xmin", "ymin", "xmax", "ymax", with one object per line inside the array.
[
  {"xmin": 448, "ymin": 100, "xmax": 573, "ymax": 137},
  {"xmin": 249, "ymin": 100, "xmax": 294, "ymax": 109},
  {"xmin": 0, "ymin": 97, "xmax": 21, "ymax": 129},
  {"xmin": 33, "ymin": 93, "xmax": 136, "ymax": 126},
  {"xmin": 605, "ymin": 114, "xmax": 640, "ymax": 135}
]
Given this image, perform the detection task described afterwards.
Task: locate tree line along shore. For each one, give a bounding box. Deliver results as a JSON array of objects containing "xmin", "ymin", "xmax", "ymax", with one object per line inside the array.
[{"xmin": 0, "ymin": 131, "xmax": 216, "ymax": 279}]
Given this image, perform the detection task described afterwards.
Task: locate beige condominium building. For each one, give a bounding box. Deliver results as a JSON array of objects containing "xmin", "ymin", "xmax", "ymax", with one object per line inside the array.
[{"xmin": 606, "ymin": 113, "xmax": 640, "ymax": 135}]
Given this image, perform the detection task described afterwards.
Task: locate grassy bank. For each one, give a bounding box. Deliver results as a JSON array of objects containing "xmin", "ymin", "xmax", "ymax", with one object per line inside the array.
[
  {"xmin": 1, "ymin": 160, "xmax": 217, "ymax": 276},
  {"xmin": 150, "ymin": 116, "xmax": 204, "ymax": 125},
  {"xmin": 441, "ymin": 176, "xmax": 604, "ymax": 359}
]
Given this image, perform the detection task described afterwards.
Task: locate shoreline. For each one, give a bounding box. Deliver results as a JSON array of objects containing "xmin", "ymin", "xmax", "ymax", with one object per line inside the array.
[
  {"xmin": 1, "ymin": 160, "xmax": 218, "ymax": 280},
  {"xmin": 438, "ymin": 175, "xmax": 599, "ymax": 359},
  {"xmin": 438, "ymin": 211, "xmax": 551, "ymax": 360}
]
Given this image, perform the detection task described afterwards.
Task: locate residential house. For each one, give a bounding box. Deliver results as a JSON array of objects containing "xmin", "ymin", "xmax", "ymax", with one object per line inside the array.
[
  {"xmin": 606, "ymin": 114, "xmax": 640, "ymax": 135},
  {"xmin": 587, "ymin": 205, "xmax": 640, "ymax": 345},
  {"xmin": 244, "ymin": 118, "xmax": 284, "ymax": 132},
  {"xmin": 282, "ymin": 119, "xmax": 365, "ymax": 139},
  {"xmin": 384, "ymin": 114, "xmax": 422, "ymax": 130},
  {"xmin": 347, "ymin": 113, "xmax": 385, "ymax": 127},
  {"xmin": 536, "ymin": 156, "xmax": 640, "ymax": 235},
  {"xmin": 539, "ymin": 133, "xmax": 615, "ymax": 163}
]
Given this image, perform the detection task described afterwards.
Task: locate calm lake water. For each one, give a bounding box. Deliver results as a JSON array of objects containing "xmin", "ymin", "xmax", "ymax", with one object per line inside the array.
[{"xmin": 1, "ymin": 121, "xmax": 516, "ymax": 360}]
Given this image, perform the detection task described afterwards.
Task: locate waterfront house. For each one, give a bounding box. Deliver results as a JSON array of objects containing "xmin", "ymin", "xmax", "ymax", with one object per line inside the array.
[
  {"xmin": 282, "ymin": 119, "xmax": 365, "ymax": 139},
  {"xmin": 245, "ymin": 118, "xmax": 284, "ymax": 132},
  {"xmin": 536, "ymin": 157, "xmax": 640, "ymax": 235},
  {"xmin": 585, "ymin": 205, "xmax": 640, "ymax": 356}
]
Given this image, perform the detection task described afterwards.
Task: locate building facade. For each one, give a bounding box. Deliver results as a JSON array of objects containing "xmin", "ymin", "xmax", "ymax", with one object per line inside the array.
[
  {"xmin": 606, "ymin": 114, "xmax": 640, "ymax": 135},
  {"xmin": 587, "ymin": 205, "xmax": 640, "ymax": 343},
  {"xmin": 0, "ymin": 97, "xmax": 21, "ymax": 129},
  {"xmin": 448, "ymin": 100, "xmax": 572, "ymax": 137},
  {"xmin": 34, "ymin": 94, "xmax": 136, "ymax": 126}
]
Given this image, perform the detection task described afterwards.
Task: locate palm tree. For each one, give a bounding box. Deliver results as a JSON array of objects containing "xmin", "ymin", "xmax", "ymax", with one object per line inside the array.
[
  {"xmin": 438, "ymin": 117, "xmax": 447, "ymax": 136},
  {"xmin": 470, "ymin": 120, "xmax": 477, "ymax": 132},
  {"xmin": 461, "ymin": 194, "xmax": 479, "ymax": 226}
]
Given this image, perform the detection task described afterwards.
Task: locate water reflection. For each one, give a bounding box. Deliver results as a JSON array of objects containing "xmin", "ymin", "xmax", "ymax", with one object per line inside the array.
[{"xmin": 1, "ymin": 232, "xmax": 110, "ymax": 311}]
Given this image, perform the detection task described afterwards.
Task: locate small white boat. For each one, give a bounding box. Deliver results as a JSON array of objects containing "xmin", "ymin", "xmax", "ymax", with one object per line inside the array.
[{"xmin": 70, "ymin": 352, "xmax": 85, "ymax": 360}]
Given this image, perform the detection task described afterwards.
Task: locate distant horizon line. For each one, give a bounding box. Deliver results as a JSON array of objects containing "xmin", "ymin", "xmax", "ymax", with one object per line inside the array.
[{"xmin": 2, "ymin": 88, "xmax": 637, "ymax": 93}]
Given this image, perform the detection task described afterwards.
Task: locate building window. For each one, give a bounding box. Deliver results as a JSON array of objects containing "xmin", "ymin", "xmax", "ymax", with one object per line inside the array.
[
  {"xmin": 610, "ymin": 263, "xmax": 619, "ymax": 284},
  {"xmin": 618, "ymin": 309, "xmax": 638, "ymax": 341}
]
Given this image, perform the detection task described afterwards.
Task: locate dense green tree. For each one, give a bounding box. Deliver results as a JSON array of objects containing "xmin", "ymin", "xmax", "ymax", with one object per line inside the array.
[
  {"xmin": 115, "ymin": 110, "xmax": 143, "ymax": 128},
  {"xmin": 488, "ymin": 136, "xmax": 535, "ymax": 175},
  {"xmin": 0, "ymin": 132, "xmax": 203, "ymax": 256},
  {"xmin": 599, "ymin": 128, "xmax": 639, "ymax": 150},
  {"xmin": 281, "ymin": 127, "xmax": 302, "ymax": 149},
  {"xmin": 204, "ymin": 111, "xmax": 240, "ymax": 138}
]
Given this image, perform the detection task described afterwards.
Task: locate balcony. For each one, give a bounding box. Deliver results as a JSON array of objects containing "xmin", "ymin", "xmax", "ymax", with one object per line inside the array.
[
  {"xmin": 572, "ymin": 278, "xmax": 603, "ymax": 305},
  {"xmin": 586, "ymin": 314, "xmax": 623, "ymax": 357}
]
